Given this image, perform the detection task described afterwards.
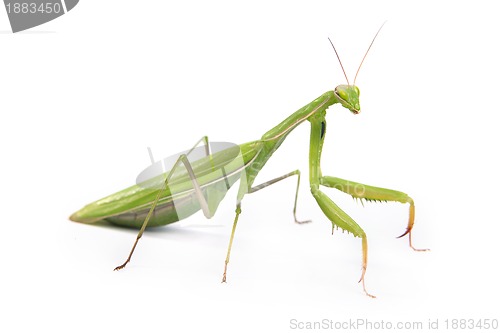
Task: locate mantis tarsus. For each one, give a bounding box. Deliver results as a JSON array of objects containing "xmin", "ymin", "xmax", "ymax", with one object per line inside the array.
[{"xmin": 70, "ymin": 24, "xmax": 428, "ymax": 298}]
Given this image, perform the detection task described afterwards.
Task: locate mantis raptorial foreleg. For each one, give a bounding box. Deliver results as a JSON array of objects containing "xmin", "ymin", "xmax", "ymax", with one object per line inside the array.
[
  {"xmin": 221, "ymin": 169, "xmax": 309, "ymax": 282},
  {"xmin": 320, "ymin": 176, "xmax": 429, "ymax": 252},
  {"xmin": 310, "ymin": 186, "xmax": 372, "ymax": 297},
  {"xmin": 308, "ymin": 114, "xmax": 376, "ymax": 297}
]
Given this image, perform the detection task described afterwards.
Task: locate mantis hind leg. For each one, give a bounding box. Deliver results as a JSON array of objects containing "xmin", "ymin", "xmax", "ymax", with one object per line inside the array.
[
  {"xmin": 320, "ymin": 176, "xmax": 428, "ymax": 252},
  {"xmin": 114, "ymin": 137, "xmax": 216, "ymax": 271},
  {"xmin": 222, "ymin": 169, "xmax": 309, "ymax": 282}
]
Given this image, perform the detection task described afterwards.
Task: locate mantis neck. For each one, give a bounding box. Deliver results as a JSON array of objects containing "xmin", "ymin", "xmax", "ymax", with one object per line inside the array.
[
  {"xmin": 235, "ymin": 90, "xmax": 338, "ymax": 201},
  {"xmin": 260, "ymin": 91, "xmax": 337, "ymax": 143}
]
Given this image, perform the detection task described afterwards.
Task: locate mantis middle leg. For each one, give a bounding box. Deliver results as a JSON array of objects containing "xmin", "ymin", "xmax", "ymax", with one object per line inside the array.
[{"xmin": 221, "ymin": 169, "xmax": 309, "ymax": 282}]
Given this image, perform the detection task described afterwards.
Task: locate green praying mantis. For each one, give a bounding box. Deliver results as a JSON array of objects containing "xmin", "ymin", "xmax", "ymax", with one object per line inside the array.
[{"xmin": 70, "ymin": 24, "xmax": 428, "ymax": 298}]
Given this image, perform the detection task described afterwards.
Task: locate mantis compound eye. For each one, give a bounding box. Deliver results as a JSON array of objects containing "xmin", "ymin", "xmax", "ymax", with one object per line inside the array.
[
  {"xmin": 335, "ymin": 88, "xmax": 348, "ymax": 101},
  {"xmin": 354, "ymin": 86, "xmax": 360, "ymax": 96}
]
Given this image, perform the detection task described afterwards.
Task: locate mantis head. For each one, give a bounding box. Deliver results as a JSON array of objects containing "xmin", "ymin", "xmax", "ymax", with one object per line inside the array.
[
  {"xmin": 334, "ymin": 85, "xmax": 360, "ymax": 114},
  {"xmin": 328, "ymin": 22, "xmax": 385, "ymax": 115}
]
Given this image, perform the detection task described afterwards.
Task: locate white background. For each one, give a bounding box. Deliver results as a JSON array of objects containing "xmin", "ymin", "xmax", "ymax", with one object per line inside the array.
[{"xmin": 1, "ymin": 1, "xmax": 499, "ymax": 332}]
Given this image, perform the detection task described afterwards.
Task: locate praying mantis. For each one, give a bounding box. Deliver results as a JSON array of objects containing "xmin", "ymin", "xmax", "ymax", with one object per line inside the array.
[{"xmin": 70, "ymin": 24, "xmax": 428, "ymax": 298}]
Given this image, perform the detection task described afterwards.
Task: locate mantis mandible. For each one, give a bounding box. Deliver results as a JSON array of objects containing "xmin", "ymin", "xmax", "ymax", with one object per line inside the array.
[{"xmin": 70, "ymin": 24, "xmax": 428, "ymax": 298}]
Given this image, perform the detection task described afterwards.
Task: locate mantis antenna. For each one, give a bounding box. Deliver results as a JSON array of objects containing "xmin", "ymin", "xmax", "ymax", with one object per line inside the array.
[
  {"xmin": 353, "ymin": 21, "xmax": 387, "ymax": 85},
  {"xmin": 328, "ymin": 37, "xmax": 350, "ymax": 85}
]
